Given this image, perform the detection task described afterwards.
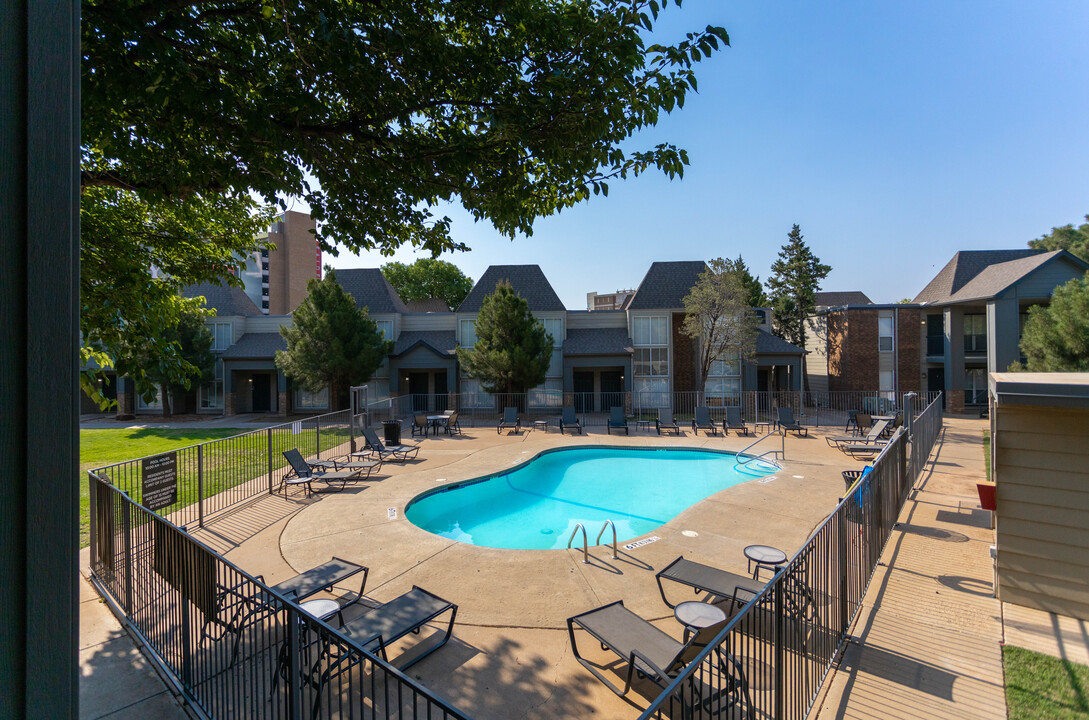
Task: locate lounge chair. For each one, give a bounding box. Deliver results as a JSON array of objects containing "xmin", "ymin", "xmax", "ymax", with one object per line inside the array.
[
  {"xmin": 854, "ymin": 412, "xmax": 873, "ymax": 436},
  {"xmin": 411, "ymin": 413, "xmax": 429, "ymax": 438},
  {"xmin": 311, "ymin": 586, "xmax": 458, "ymax": 715},
  {"xmin": 826, "ymin": 419, "xmax": 889, "ymax": 451},
  {"xmin": 497, "ymin": 406, "xmax": 520, "ymax": 434},
  {"xmin": 440, "ymin": 411, "xmax": 462, "ymax": 435},
  {"xmin": 354, "ymin": 428, "xmax": 420, "ymax": 462},
  {"xmin": 656, "ymin": 408, "xmax": 680, "ymax": 435},
  {"xmin": 568, "ymin": 599, "xmax": 749, "ymax": 711},
  {"xmin": 776, "ymin": 407, "xmax": 808, "ymax": 437},
  {"xmin": 281, "ymin": 448, "xmax": 367, "ymax": 495},
  {"xmin": 560, "ymin": 407, "xmax": 583, "ymax": 435},
  {"xmin": 724, "ymin": 406, "xmax": 749, "ymax": 436},
  {"xmin": 692, "ymin": 406, "xmax": 719, "ymax": 436},
  {"xmin": 607, "ymin": 406, "xmax": 628, "ymax": 435},
  {"xmin": 655, "ymin": 556, "xmax": 767, "ymax": 610}
]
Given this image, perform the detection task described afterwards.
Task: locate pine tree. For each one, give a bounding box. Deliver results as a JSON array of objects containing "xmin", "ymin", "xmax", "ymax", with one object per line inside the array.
[
  {"xmin": 721, "ymin": 255, "xmax": 769, "ymax": 308},
  {"xmin": 456, "ymin": 282, "xmax": 553, "ymax": 395},
  {"xmin": 1016, "ymin": 276, "xmax": 1089, "ymax": 371},
  {"xmin": 766, "ymin": 224, "xmax": 831, "ymax": 390},
  {"xmin": 275, "ymin": 270, "xmax": 393, "ymax": 409}
]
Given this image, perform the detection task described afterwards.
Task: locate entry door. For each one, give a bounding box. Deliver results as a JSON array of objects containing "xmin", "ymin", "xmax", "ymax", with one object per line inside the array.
[
  {"xmin": 409, "ymin": 372, "xmax": 429, "ymax": 411},
  {"xmin": 434, "ymin": 372, "xmax": 448, "ymax": 412},
  {"xmin": 928, "ymin": 368, "xmax": 945, "ymax": 408},
  {"xmin": 599, "ymin": 371, "xmax": 623, "ymax": 413},
  {"xmin": 251, "ymin": 374, "xmax": 271, "ymax": 413},
  {"xmin": 573, "ymin": 371, "xmax": 594, "ymax": 413}
]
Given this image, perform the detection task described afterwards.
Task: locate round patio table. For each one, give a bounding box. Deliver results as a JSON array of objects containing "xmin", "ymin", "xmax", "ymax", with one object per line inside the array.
[
  {"xmin": 674, "ymin": 601, "xmax": 727, "ymax": 641},
  {"xmin": 744, "ymin": 544, "xmax": 787, "ymax": 580}
]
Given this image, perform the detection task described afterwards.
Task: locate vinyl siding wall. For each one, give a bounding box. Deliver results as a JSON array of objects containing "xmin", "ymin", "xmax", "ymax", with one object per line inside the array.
[{"xmin": 995, "ymin": 404, "xmax": 1089, "ymax": 619}]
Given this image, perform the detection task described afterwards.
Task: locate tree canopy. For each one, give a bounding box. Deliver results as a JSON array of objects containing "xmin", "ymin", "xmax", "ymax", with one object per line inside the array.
[
  {"xmin": 275, "ymin": 270, "xmax": 393, "ymax": 409},
  {"xmin": 1015, "ymin": 275, "xmax": 1089, "ymax": 372},
  {"xmin": 1028, "ymin": 214, "xmax": 1089, "ymax": 263},
  {"xmin": 766, "ymin": 224, "xmax": 831, "ymax": 348},
  {"xmin": 83, "ymin": 0, "xmax": 727, "ymax": 254},
  {"xmin": 720, "ymin": 255, "xmax": 768, "ymax": 308},
  {"xmin": 81, "ymin": 0, "xmax": 728, "ymax": 397},
  {"xmin": 457, "ymin": 282, "xmax": 553, "ymax": 395},
  {"xmin": 682, "ymin": 258, "xmax": 761, "ymax": 391},
  {"xmin": 381, "ymin": 259, "xmax": 473, "ymax": 311},
  {"xmin": 134, "ymin": 309, "xmax": 216, "ymax": 416}
]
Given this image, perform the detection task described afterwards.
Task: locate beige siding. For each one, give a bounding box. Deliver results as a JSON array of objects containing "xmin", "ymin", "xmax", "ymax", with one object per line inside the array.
[
  {"xmin": 400, "ymin": 313, "xmax": 456, "ymax": 332},
  {"xmin": 995, "ymin": 404, "xmax": 1089, "ymax": 619},
  {"xmin": 566, "ymin": 310, "xmax": 628, "ymax": 329},
  {"xmin": 805, "ymin": 315, "xmax": 828, "ymax": 393},
  {"xmin": 243, "ymin": 315, "xmax": 293, "ymax": 334}
]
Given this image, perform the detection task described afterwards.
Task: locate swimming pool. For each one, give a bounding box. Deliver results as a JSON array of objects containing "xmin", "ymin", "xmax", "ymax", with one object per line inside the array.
[{"xmin": 405, "ymin": 446, "xmax": 776, "ymax": 550}]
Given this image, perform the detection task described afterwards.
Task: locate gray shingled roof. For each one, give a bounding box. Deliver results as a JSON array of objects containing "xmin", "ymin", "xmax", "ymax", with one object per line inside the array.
[
  {"xmin": 392, "ymin": 331, "xmax": 457, "ymax": 357},
  {"xmin": 457, "ymin": 265, "xmax": 565, "ymax": 312},
  {"xmin": 183, "ymin": 282, "xmax": 261, "ymax": 316},
  {"xmin": 944, "ymin": 251, "xmax": 1088, "ymax": 303},
  {"xmin": 335, "ymin": 268, "xmax": 409, "ymax": 314},
  {"xmin": 562, "ymin": 328, "xmax": 634, "ymax": 356},
  {"xmin": 404, "ymin": 298, "xmax": 452, "ymax": 313},
  {"xmin": 755, "ymin": 330, "xmax": 805, "ymax": 356},
  {"xmin": 220, "ymin": 333, "xmax": 286, "ymax": 359},
  {"xmin": 815, "ymin": 291, "xmax": 872, "ymax": 307},
  {"xmin": 627, "ymin": 261, "xmax": 708, "ymax": 310},
  {"xmin": 913, "ymin": 250, "xmax": 1043, "ymax": 304}
]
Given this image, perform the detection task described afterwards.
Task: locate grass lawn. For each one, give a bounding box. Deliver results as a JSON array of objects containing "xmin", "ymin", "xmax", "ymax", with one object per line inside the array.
[
  {"xmin": 80, "ymin": 428, "xmax": 244, "ymax": 547},
  {"xmin": 1005, "ymin": 644, "xmax": 1089, "ymax": 719},
  {"xmin": 81, "ymin": 424, "xmax": 354, "ymax": 547},
  {"xmin": 983, "ymin": 429, "xmax": 992, "ymax": 482}
]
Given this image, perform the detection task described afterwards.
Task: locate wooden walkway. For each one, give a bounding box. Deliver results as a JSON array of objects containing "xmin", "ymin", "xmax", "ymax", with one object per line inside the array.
[{"xmin": 813, "ymin": 417, "xmax": 1006, "ymax": 720}]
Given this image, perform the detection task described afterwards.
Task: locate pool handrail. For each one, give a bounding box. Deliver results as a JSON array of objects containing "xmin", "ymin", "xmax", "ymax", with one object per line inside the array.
[
  {"xmin": 596, "ymin": 520, "xmax": 619, "ymax": 559},
  {"xmin": 736, "ymin": 430, "xmax": 785, "ymax": 470},
  {"xmin": 567, "ymin": 523, "xmax": 589, "ymax": 563}
]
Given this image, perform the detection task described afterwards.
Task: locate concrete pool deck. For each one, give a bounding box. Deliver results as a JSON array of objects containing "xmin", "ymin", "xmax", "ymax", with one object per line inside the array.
[{"xmin": 81, "ymin": 415, "xmax": 1048, "ymax": 719}]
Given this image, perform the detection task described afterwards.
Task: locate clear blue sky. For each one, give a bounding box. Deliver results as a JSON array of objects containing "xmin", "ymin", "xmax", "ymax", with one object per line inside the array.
[{"xmin": 321, "ymin": 0, "xmax": 1089, "ymax": 308}]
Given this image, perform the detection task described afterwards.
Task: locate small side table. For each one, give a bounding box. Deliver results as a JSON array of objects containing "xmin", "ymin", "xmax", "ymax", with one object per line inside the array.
[
  {"xmin": 635, "ymin": 419, "xmax": 651, "ymax": 432},
  {"xmin": 533, "ymin": 419, "xmax": 549, "ymax": 433},
  {"xmin": 754, "ymin": 421, "xmax": 777, "ymax": 434},
  {"xmin": 744, "ymin": 544, "xmax": 787, "ymax": 580},
  {"xmin": 299, "ymin": 598, "xmax": 344, "ymax": 627},
  {"xmin": 674, "ymin": 601, "xmax": 728, "ymax": 641}
]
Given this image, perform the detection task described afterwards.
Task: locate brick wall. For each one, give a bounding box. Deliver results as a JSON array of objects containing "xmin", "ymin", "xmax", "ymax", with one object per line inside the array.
[
  {"xmin": 671, "ymin": 312, "xmax": 697, "ymax": 392},
  {"xmin": 896, "ymin": 307, "xmax": 922, "ymax": 392},
  {"xmin": 836, "ymin": 308, "xmax": 879, "ymax": 392}
]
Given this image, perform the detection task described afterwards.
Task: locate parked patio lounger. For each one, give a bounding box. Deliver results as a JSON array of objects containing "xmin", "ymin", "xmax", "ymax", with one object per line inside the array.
[
  {"xmin": 607, "ymin": 406, "xmax": 629, "ymax": 435},
  {"xmin": 354, "ymin": 428, "xmax": 420, "ymax": 462},
  {"xmin": 281, "ymin": 449, "xmax": 366, "ymax": 495},
  {"xmin": 776, "ymin": 407, "xmax": 808, "ymax": 437},
  {"xmin": 656, "ymin": 408, "xmax": 681, "ymax": 435},
  {"xmin": 825, "ymin": 419, "xmax": 890, "ymax": 450},
  {"xmin": 560, "ymin": 407, "xmax": 583, "ymax": 435},
  {"xmin": 724, "ymin": 406, "xmax": 750, "ymax": 436},
  {"xmin": 567, "ymin": 599, "xmax": 749, "ymax": 712},
  {"xmin": 497, "ymin": 406, "xmax": 521, "ymax": 434},
  {"xmin": 655, "ymin": 556, "xmax": 768, "ymax": 610},
  {"xmin": 691, "ymin": 406, "xmax": 719, "ymax": 436}
]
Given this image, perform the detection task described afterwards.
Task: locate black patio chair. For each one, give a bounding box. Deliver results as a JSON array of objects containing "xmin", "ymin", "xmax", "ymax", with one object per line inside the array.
[
  {"xmin": 607, "ymin": 406, "xmax": 629, "ymax": 435},
  {"xmin": 560, "ymin": 407, "xmax": 583, "ymax": 435}
]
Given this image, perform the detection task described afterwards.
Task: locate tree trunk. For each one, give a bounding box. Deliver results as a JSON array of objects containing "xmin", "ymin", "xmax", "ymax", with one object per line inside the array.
[{"xmin": 160, "ymin": 383, "xmax": 172, "ymax": 417}]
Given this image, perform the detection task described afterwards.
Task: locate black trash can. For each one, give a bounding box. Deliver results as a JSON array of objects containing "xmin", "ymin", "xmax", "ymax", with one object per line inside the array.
[{"xmin": 382, "ymin": 420, "xmax": 401, "ymax": 446}]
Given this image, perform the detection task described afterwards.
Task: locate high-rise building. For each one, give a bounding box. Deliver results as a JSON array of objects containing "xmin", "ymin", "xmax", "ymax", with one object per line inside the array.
[{"xmin": 244, "ymin": 210, "xmax": 321, "ymax": 314}]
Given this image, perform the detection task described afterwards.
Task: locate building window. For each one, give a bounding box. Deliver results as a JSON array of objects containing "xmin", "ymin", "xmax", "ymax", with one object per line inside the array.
[
  {"xmin": 878, "ymin": 316, "xmax": 894, "ymax": 352},
  {"xmin": 529, "ymin": 378, "xmax": 563, "ymax": 407},
  {"xmin": 459, "ymin": 318, "xmax": 477, "ymax": 347},
  {"xmin": 704, "ymin": 353, "xmax": 741, "ymax": 405},
  {"xmin": 964, "ymin": 314, "xmax": 986, "ymax": 353},
  {"xmin": 634, "ymin": 347, "xmax": 669, "ymax": 376},
  {"xmin": 633, "ymin": 316, "xmax": 668, "ymax": 346},
  {"xmin": 879, "ymin": 370, "xmax": 895, "ymax": 400},
  {"xmin": 538, "ymin": 317, "xmax": 563, "ymax": 378},
  {"xmin": 136, "ymin": 388, "xmax": 162, "ymax": 411},
  {"xmin": 965, "ymin": 368, "xmax": 987, "ymax": 404},
  {"xmin": 459, "ymin": 378, "xmax": 492, "ymax": 408},
  {"xmin": 210, "ymin": 322, "xmax": 232, "ymax": 351},
  {"xmin": 200, "ymin": 359, "xmax": 224, "ymax": 410},
  {"xmin": 374, "ymin": 320, "xmax": 394, "ymax": 339},
  {"xmin": 296, "ymin": 387, "xmax": 329, "ymax": 410}
]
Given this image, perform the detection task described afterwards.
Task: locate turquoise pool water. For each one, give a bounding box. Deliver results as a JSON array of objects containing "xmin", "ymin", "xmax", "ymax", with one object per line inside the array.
[{"xmin": 405, "ymin": 446, "xmax": 775, "ymax": 550}]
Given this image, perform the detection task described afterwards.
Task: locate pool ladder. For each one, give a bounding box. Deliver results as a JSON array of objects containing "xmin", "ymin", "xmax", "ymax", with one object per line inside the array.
[{"xmin": 567, "ymin": 520, "xmax": 620, "ymax": 564}]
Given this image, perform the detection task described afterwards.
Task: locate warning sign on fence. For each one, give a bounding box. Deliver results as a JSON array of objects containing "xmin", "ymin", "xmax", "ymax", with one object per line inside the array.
[{"xmin": 142, "ymin": 451, "xmax": 178, "ymax": 512}]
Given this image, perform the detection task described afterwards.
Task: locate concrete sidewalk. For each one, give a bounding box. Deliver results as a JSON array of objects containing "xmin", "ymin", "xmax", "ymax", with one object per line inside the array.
[{"xmin": 813, "ymin": 417, "xmax": 1006, "ymax": 719}]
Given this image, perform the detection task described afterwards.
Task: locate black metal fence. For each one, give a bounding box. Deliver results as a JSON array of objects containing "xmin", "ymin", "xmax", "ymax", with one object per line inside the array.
[
  {"xmin": 637, "ymin": 392, "xmax": 944, "ymax": 720},
  {"xmin": 92, "ymin": 409, "xmax": 354, "ymax": 528},
  {"xmin": 363, "ymin": 390, "xmax": 941, "ymax": 430},
  {"xmin": 88, "ymin": 472, "xmax": 469, "ymax": 720}
]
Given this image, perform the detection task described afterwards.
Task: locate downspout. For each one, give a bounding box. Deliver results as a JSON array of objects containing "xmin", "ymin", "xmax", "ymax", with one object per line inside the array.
[{"xmin": 893, "ymin": 306, "xmax": 899, "ymax": 397}]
